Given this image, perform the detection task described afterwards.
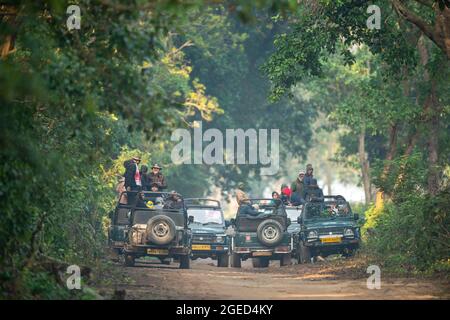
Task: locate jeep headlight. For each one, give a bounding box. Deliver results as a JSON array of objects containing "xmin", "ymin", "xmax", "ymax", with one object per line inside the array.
[
  {"xmin": 307, "ymin": 230, "xmax": 318, "ymax": 239},
  {"xmin": 215, "ymin": 235, "xmax": 226, "ymax": 243},
  {"xmin": 344, "ymin": 228, "xmax": 354, "ymax": 238}
]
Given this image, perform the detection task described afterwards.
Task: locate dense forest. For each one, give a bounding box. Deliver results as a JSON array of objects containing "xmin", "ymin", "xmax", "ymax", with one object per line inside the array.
[{"xmin": 0, "ymin": 1, "xmax": 449, "ymax": 299}]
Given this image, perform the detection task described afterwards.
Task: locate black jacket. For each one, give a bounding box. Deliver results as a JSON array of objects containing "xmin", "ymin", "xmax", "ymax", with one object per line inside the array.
[{"xmin": 124, "ymin": 160, "xmax": 138, "ymax": 189}]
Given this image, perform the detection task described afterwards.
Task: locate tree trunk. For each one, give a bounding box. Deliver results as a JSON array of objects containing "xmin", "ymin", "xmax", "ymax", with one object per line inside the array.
[
  {"xmin": 418, "ymin": 35, "xmax": 441, "ymax": 195},
  {"xmin": 358, "ymin": 128, "xmax": 371, "ymax": 205},
  {"xmin": 0, "ymin": 5, "xmax": 17, "ymax": 58},
  {"xmin": 427, "ymin": 80, "xmax": 440, "ymax": 195}
]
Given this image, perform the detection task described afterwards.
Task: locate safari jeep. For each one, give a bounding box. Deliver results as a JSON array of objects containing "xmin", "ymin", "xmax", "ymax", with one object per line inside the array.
[
  {"xmin": 108, "ymin": 191, "xmax": 133, "ymax": 259},
  {"xmin": 123, "ymin": 191, "xmax": 192, "ymax": 269},
  {"xmin": 230, "ymin": 199, "xmax": 293, "ymax": 268},
  {"xmin": 185, "ymin": 198, "xmax": 230, "ymax": 267},
  {"xmin": 296, "ymin": 195, "xmax": 360, "ymax": 263}
]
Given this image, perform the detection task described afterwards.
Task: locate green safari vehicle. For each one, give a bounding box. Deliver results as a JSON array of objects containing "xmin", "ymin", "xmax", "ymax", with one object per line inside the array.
[
  {"xmin": 185, "ymin": 198, "xmax": 230, "ymax": 267},
  {"xmin": 122, "ymin": 191, "xmax": 192, "ymax": 269},
  {"xmin": 230, "ymin": 198, "xmax": 293, "ymax": 268},
  {"xmin": 296, "ymin": 195, "xmax": 361, "ymax": 263}
]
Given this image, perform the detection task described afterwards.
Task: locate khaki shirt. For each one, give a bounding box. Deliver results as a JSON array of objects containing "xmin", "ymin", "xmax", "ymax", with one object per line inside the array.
[{"xmin": 236, "ymin": 189, "xmax": 249, "ymax": 206}]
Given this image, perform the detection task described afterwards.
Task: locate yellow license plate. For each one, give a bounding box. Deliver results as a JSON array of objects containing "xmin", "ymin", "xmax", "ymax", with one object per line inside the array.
[
  {"xmin": 192, "ymin": 244, "xmax": 211, "ymax": 251},
  {"xmin": 321, "ymin": 236, "xmax": 342, "ymax": 243},
  {"xmin": 147, "ymin": 248, "xmax": 169, "ymax": 255},
  {"xmin": 253, "ymin": 251, "xmax": 272, "ymax": 257}
]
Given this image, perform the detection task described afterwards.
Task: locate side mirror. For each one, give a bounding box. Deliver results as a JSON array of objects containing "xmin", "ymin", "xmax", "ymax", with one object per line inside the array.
[
  {"xmin": 354, "ymin": 213, "xmax": 359, "ymax": 221},
  {"xmin": 188, "ymin": 215, "xmax": 194, "ymax": 224}
]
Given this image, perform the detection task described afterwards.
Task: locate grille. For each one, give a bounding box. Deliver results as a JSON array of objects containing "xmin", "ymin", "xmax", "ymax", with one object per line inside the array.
[
  {"xmin": 318, "ymin": 227, "xmax": 344, "ymax": 236},
  {"xmin": 192, "ymin": 234, "xmax": 215, "ymax": 243}
]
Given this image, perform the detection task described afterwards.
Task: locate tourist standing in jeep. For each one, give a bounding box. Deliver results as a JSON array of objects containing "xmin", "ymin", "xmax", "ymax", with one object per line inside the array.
[
  {"xmin": 291, "ymin": 171, "xmax": 306, "ymax": 205},
  {"xmin": 148, "ymin": 163, "xmax": 167, "ymax": 190},
  {"xmin": 124, "ymin": 156, "xmax": 142, "ymax": 191},
  {"xmin": 235, "ymin": 182, "xmax": 249, "ymax": 206},
  {"xmin": 304, "ymin": 164, "xmax": 314, "ymax": 186}
]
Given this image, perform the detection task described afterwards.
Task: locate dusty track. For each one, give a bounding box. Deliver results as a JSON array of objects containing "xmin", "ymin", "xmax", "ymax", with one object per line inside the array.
[{"xmin": 100, "ymin": 257, "xmax": 450, "ymax": 300}]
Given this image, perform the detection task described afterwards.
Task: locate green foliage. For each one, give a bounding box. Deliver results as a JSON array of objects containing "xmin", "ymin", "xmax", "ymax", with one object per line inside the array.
[{"xmin": 364, "ymin": 187, "xmax": 450, "ymax": 272}]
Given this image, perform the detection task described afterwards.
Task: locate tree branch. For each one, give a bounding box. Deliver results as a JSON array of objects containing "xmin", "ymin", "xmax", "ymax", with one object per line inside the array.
[{"xmin": 390, "ymin": 0, "xmax": 444, "ymax": 50}]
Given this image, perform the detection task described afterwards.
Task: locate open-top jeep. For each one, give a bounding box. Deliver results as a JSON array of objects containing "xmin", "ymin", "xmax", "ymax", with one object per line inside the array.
[
  {"xmin": 230, "ymin": 198, "xmax": 293, "ymax": 268},
  {"xmin": 123, "ymin": 191, "xmax": 192, "ymax": 269},
  {"xmin": 296, "ymin": 195, "xmax": 360, "ymax": 263},
  {"xmin": 184, "ymin": 198, "xmax": 229, "ymax": 267}
]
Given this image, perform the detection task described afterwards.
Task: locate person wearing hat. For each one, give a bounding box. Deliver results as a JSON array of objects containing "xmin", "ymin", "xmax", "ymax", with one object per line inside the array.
[
  {"xmin": 163, "ymin": 190, "xmax": 182, "ymax": 209},
  {"xmin": 235, "ymin": 182, "xmax": 250, "ymax": 206},
  {"xmin": 148, "ymin": 163, "xmax": 167, "ymax": 190},
  {"xmin": 290, "ymin": 170, "xmax": 306, "ymax": 205},
  {"xmin": 123, "ymin": 156, "xmax": 142, "ymax": 192},
  {"xmin": 304, "ymin": 164, "xmax": 314, "ymax": 186}
]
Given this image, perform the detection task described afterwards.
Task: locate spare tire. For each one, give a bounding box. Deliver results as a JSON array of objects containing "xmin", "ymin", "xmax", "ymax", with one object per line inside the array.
[
  {"xmin": 146, "ymin": 215, "xmax": 176, "ymax": 245},
  {"xmin": 256, "ymin": 219, "xmax": 283, "ymax": 247}
]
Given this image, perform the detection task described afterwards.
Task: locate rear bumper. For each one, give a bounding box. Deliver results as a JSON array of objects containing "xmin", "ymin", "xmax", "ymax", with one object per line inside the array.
[
  {"xmin": 233, "ymin": 246, "xmax": 291, "ymax": 260},
  {"xmin": 191, "ymin": 243, "xmax": 229, "ymax": 258},
  {"xmin": 124, "ymin": 244, "xmax": 190, "ymax": 257}
]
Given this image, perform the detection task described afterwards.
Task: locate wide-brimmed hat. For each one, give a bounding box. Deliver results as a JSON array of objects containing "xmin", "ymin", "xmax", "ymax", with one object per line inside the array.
[
  {"xmin": 151, "ymin": 163, "xmax": 162, "ymax": 169},
  {"xmin": 132, "ymin": 156, "xmax": 141, "ymax": 161},
  {"xmin": 298, "ymin": 170, "xmax": 305, "ymax": 175}
]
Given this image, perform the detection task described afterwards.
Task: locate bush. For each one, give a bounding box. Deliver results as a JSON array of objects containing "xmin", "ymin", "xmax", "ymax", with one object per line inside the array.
[{"xmin": 363, "ymin": 187, "xmax": 450, "ymax": 273}]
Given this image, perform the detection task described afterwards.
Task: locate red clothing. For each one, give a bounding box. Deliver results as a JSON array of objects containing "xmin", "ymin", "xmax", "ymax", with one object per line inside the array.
[{"xmin": 281, "ymin": 186, "xmax": 292, "ymax": 197}]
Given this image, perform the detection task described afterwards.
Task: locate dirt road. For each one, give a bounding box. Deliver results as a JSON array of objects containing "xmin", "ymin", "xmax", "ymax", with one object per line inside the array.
[{"xmin": 100, "ymin": 257, "xmax": 450, "ymax": 300}]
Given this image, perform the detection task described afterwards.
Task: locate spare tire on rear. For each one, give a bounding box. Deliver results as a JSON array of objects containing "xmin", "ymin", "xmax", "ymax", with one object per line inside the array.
[
  {"xmin": 146, "ymin": 215, "xmax": 176, "ymax": 245},
  {"xmin": 256, "ymin": 219, "xmax": 283, "ymax": 247}
]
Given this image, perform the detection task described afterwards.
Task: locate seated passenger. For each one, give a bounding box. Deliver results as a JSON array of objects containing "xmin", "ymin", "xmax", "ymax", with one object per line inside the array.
[
  {"xmin": 290, "ymin": 192, "xmax": 305, "ymax": 206},
  {"xmin": 163, "ymin": 191, "xmax": 183, "ymax": 210},
  {"xmin": 136, "ymin": 192, "xmax": 148, "ymax": 208},
  {"xmin": 280, "ymin": 184, "xmax": 291, "ymax": 205},
  {"xmin": 304, "ymin": 179, "xmax": 324, "ymax": 202},
  {"xmin": 150, "ymin": 182, "xmax": 160, "ymax": 192},
  {"xmin": 238, "ymin": 203, "xmax": 259, "ymax": 216}
]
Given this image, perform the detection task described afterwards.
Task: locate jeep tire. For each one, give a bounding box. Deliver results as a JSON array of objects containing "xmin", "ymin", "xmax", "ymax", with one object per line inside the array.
[
  {"xmin": 231, "ymin": 253, "xmax": 241, "ymax": 268},
  {"xmin": 146, "ymin": 215, "xmax": 176, "ymax": 245},
  {"xmin": 124, "ymin": 254, "xmax": 135, "ymax": 267},
  {"xmin": 280, "ymin": 254, "xmax": 292, "ymax": 267},
  {"xmin": 298, "ymin": 242, "xmax": 311, "ymax": 264},
  {"xmin": 256, "ymin": 219, "xmax": 283, "ymax": 247},
  {"xmin": 252, "ymin": 257, "xmax": 270, "ymax": 268},
  {"xmin": 217, "ymin": 253, "xmax": 229, "ymax": 267},
  {"xmin": 179, "ymin": 255, "xmax": 190, "ymax": 269}
]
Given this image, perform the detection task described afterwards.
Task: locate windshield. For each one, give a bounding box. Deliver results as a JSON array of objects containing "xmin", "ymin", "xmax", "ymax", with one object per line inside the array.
[
  {"xmin": 187, "ymin": 208, "xmax": 224, "ymax": 225},
  {"xmin": 132, "ymin": 211, "xmax": 152, "ymax": 224},
  {"xmin": 286, "ymin": 207, "xmax": 302, "ymax": 221},
  {"xmin": 304, "ymin": 202, "xmax": 353, "ymax": 220}
]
